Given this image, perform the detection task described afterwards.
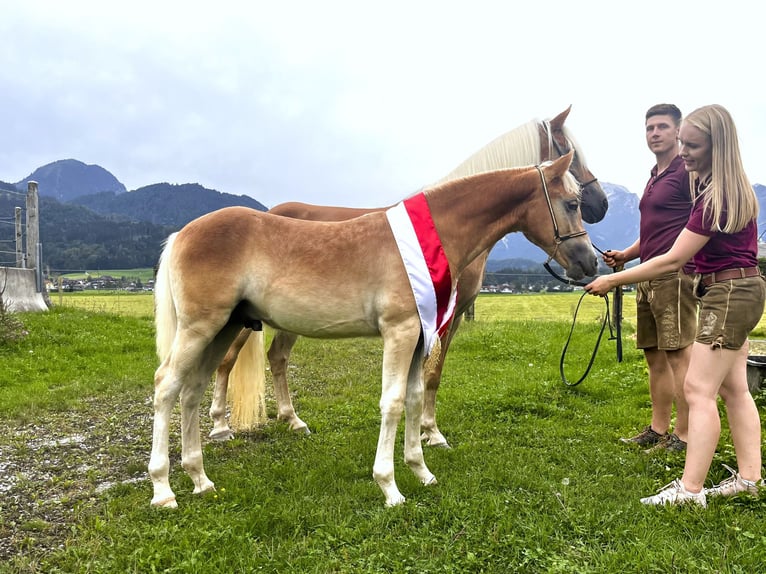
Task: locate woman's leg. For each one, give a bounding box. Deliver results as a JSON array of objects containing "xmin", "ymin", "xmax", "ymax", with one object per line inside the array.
[
  {"xmin": 718, "ymin": 345, "xmax": 762, "ymax": 482},
  {"xmin": 680, "ymin": 342, "xmax": 736, "ymax": 492}
]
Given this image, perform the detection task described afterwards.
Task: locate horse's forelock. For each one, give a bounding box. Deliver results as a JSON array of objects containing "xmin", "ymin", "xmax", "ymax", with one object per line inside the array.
[
  {"xmin": 537, "ymin": 163, "xmax": 581, "ymax": 199},
  {"xmin": 562, "ymin": 171, "xmax": 581, "ymax": 199}
]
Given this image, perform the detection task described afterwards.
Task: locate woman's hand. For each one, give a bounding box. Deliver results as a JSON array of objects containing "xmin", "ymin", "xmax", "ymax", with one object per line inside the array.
[{"xmin": 584, "ymin": 275, "xmax": 615, "ymax": 297}]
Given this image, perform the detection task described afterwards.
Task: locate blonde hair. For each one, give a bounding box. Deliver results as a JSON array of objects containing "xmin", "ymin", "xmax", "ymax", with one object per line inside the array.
[{"xmin": 683, "ymin": 104, "xmax": 758, "ymax": 233}]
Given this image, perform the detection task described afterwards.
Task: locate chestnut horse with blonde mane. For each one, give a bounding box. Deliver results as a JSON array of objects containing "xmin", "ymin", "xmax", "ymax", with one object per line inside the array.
[
  {"xmin": 150, "ymin": 151, "xmax": 597, "ymax": 508},
  {"xmin": 208, "ymin": 106, "xmax": 608, "ymax": 448}
]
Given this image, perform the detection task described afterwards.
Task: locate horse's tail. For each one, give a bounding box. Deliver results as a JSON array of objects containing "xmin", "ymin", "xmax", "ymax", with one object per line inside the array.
[
  {"xmin": 228, "ymin": 329, "xmax": 267, "ymax": 430},
  {"xmin": 155, "ymin": 233, "xmax": 178, "ymax": 361}
]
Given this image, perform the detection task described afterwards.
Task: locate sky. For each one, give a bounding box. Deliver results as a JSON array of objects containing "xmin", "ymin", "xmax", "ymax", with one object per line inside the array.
[{"xmin": 1, "ymin": 1, "xmax": 764, "ymax": 209}]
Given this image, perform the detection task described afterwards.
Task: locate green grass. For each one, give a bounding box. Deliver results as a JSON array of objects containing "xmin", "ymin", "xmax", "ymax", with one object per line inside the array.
[{"xmin": 1, "ymin": 294, "xmax": 766, "ymax": 572}]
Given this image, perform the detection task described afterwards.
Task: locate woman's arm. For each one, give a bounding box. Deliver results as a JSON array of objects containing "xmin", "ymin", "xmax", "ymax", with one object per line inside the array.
[{"xmin": 585, "ymin": 229, "xmax": 709, "ymax": 296}]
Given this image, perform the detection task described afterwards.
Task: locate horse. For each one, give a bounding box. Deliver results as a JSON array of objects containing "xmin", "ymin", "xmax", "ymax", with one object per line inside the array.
[
  {"xmin": 207, "ymin": 106, "xmax": 608, "ymax": 447},
  {"xmin": 149, "ymin": 151, "xmax": 597, "ymax": 508}
]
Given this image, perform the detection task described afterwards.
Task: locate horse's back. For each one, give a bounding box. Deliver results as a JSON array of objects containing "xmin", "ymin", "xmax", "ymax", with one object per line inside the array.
[{"xmin": 269, "ymin": 201, "xmax": 384, "ymax": 222}]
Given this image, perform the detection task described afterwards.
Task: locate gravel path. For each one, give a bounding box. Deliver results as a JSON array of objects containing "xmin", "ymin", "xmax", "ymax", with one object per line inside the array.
[{"xmin": 0, "ymin": 393, "xmax": 156, "ymax": 561}]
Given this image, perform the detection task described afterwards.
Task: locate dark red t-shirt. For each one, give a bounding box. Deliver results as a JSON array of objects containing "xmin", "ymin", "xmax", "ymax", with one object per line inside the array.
[
  {"xmin": 685, "ymin": 191, "xmax": 758, "ymax": 274},
  {"xmin": 639, "ymin": 155, "xmax": 695, "ymax": 273}
]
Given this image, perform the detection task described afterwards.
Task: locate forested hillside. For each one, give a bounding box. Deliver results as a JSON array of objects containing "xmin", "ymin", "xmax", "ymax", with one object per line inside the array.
[{"xmin": 71, "ymin": 182, "xmax": 266, "ymax": 227}]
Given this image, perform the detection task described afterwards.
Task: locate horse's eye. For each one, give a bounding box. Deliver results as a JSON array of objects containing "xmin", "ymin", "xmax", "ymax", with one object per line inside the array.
[{"xmin": 567, "ymin": 200, "xmax": 580, "ymax": 213}]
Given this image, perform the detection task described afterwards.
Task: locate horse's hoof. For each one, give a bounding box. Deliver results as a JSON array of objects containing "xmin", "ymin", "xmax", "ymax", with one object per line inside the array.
[
  {"xmin": 296, "ymin": 426, "xmax": 311, "ymax": 436},
  {"xmin": 421, "ymin": 432, "xmax": 450, "ymax": 449},
  {"xmin": 209, "ymin": 429, "xmax": 235, "ymax": 441},
  {"xmin": 193, "ymin": 482, "xmax": 216, "ymax": 495},
  {"xmin": 422, "ymin": 475, "xmax": 438, "ymax": 486},
  {"xmin": 151, "ymin": 495, "xmax": 178, "ymax": 509},
  {"xmin": 385, "ymin": 494, "xmax": 406, "ymax": 507}
]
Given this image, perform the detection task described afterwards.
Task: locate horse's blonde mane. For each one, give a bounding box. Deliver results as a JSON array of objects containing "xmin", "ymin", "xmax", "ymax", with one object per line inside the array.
[
  {"xmin": 436, "ymin": 120, "xmax": 543, "ymax": 183},
  {"xmin": 436, "ymin": 116, "xmax": 591, "ymax": 185}
]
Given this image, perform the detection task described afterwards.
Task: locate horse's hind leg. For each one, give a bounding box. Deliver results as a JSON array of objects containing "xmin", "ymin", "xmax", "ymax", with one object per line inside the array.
[
  {"xmin": 149, "ymin": 362, "xmax": 183, "ymax": 508},
  {"xmin": 180, "ymin": 373, "xmax": 216, "ymax": 496},
  {"xmin": 209, "ymin": 328, "xmax": 250, "ymax": 441},
  {"xmin": 268, "ymin": 330, "xmax": 310, "ymax": 434}
]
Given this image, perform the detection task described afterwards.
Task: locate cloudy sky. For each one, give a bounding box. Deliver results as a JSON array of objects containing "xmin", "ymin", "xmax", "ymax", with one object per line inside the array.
[{"xmin": 1, "ymin": 1, "xmax": 764, "ymax": 208}]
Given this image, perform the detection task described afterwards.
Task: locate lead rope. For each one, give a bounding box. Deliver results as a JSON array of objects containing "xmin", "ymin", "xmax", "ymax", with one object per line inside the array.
[
  {"xmin": 559, "ymin": 289, "xmax": 615, "ymax": 387},
  {"xmin": 544, "ymin": 247, "xmax": 623, "ymax": 387}
]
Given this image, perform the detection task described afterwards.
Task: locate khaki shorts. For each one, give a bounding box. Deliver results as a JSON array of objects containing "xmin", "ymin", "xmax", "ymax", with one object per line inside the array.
[
  {"xmin": 636, "ymin": 271, "xmax": 698, "ymax": 350},
  {"xmin": 693, "ymin": 274, "xmax": 766, "ymax": 349}
]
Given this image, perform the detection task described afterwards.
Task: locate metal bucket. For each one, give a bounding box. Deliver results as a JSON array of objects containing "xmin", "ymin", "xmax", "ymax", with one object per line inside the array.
[{"xmin": 746, "ymin": 355, "xmax": 766, "ymax": 393}]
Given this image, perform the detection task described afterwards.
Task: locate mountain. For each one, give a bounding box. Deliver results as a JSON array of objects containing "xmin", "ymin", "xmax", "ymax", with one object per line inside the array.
[
  {"xmin": 72, "ymin": 183, "xmax": 266, "ymax": 227},
  {"xmin": 15, "ymin": 159, "xmax": 126, "ymax": 202},
  {"xmin": 4, "ymin": 158, "xmax": 766, "ymax": 272},
  {"xmin": 487, "ymin": 182, "xmax": 766, "ymax": 264},
  {"xmin": 2, "ymin": 160, "xmax": 267, "ymax": 271}
]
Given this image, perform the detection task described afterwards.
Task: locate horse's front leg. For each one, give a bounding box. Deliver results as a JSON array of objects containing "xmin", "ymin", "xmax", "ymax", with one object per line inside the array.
[
  {"xmin": 421, "ymin": 315, "xmax": 461, "ymax": 448},
  {"xmin": 404, "ymin": 348, "xmax": 437, "ymax": 487},
  {"xmin": 209, "ymin": 328, "xmax": 250, "ymax": 441},
  {"xmin": 373, "ymin": 328, "xmax": 432, "ymax": 506},
  {"xmin": 268, "ymin": 330, "xmax": 310, "ymax": 434}
]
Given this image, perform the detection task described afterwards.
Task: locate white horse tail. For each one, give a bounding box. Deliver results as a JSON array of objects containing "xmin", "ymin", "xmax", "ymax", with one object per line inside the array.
[
  {"xmin": 154, "ymin": 233, "xmax": 178, "ymax": 361},
  {"xmin": 228, "ymin": 329, "xmax": 267, "ymax": 430}
]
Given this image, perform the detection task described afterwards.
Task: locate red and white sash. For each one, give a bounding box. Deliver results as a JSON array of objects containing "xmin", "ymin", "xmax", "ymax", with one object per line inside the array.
[{"xmin": 386, "ymin": 193, "xmax": 457, "ymax": 357}]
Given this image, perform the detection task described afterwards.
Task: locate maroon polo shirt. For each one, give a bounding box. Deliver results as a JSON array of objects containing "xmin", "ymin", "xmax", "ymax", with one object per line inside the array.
[
  {"xmin": 686, "ymin": 190, "xmax": 758, "ymax": 274},
  {"xmin": 638, "ymin": 155, "xmax": 695, "ymax": 273}
]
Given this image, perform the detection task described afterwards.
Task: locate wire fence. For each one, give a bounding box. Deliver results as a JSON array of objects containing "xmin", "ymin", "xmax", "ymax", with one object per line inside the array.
[{"xmin": 1, "ymin": 184, "xmax": 36, "ymax": 271}]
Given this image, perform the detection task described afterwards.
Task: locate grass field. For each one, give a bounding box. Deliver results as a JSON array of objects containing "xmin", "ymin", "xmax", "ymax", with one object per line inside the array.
[{"xmin": 1, "ymin": 292, "xmax": 766, "ymax": 572}]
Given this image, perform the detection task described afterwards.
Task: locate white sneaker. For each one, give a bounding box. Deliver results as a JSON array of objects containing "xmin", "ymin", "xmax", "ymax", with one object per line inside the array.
[
  {"xmin": 705, "ymin": 464, "xmax": 762, "ymax": 498},
  {"xmin": 640, "ymin": 478, "xmax": 707, "ymax": 507}
]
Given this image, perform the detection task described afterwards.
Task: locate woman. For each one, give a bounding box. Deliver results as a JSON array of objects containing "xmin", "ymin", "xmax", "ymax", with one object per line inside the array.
[{"xmin": 585, "ymin": 104, "xmax": 765, "ymax": 507}]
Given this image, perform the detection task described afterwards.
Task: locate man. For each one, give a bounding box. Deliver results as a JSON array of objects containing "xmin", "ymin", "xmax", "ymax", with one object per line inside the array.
[{"xmin": 604, "ymin": 103, "xmax": 697, "ymax": 453}]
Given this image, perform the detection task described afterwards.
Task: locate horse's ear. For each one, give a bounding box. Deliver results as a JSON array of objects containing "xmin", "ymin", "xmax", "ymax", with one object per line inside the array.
[{"xmin": 549, "ymin": 105, "xmax": 572, "ymax": 131}]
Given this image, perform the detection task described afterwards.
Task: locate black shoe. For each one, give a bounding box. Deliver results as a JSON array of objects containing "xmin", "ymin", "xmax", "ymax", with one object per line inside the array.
[
  {"xmin": 619, "ymin": 425, "xmax": 666, "ymax": 446},
  {"xmin": 643, "ymin": 432, "xmax": 687, "ymax": 454}
]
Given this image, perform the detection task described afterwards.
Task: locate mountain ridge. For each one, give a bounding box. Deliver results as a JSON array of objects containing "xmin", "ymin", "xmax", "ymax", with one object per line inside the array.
[{"xmin": 4, "ymin": 159, "xmax": 766, "ymax": 271}]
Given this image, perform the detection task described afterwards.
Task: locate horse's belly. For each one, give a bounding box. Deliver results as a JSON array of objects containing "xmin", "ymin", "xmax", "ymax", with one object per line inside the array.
[
  {"xmin": 266, "ymin": 315, "xmax": 379, "ymax": 339},
  {"xmin": 255, "ymin": 296, "xmax": 382, "ymax": 339}
]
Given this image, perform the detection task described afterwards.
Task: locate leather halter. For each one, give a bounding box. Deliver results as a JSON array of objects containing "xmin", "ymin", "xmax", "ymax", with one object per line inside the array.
[{"xmin": 534, "ymin": 164, "xmax": 588, "ymax": 285}]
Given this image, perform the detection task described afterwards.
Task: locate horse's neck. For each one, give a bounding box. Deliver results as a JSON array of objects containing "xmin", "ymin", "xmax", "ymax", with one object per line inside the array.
[{"xmin": 428, "ymin": 172, "xmax": 535, "ymax": 274}]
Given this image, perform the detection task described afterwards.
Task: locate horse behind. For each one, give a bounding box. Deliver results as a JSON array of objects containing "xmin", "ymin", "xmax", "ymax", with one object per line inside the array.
[
  {"xmin": 149, "ymin": 152, "xmax": 596, "ymax": 508},
  {"xmin": 209, "ymin": 106, "xmax": 608, "ymax": 447}
]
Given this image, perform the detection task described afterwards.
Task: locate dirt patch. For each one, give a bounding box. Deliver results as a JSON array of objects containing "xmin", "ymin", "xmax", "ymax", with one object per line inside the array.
[{"xmin": 0, "ymin": 393, "xmax": 156, "ymax": 561}]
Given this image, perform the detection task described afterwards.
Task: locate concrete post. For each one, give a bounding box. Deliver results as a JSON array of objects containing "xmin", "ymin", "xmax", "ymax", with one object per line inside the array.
[
  {"xmin": 15, "ymin": 207, "xmax": 23, "ymax": 268},
  {"xmin": 25, "ymin": 181, "xmax": 39, "ymax": 271}
]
